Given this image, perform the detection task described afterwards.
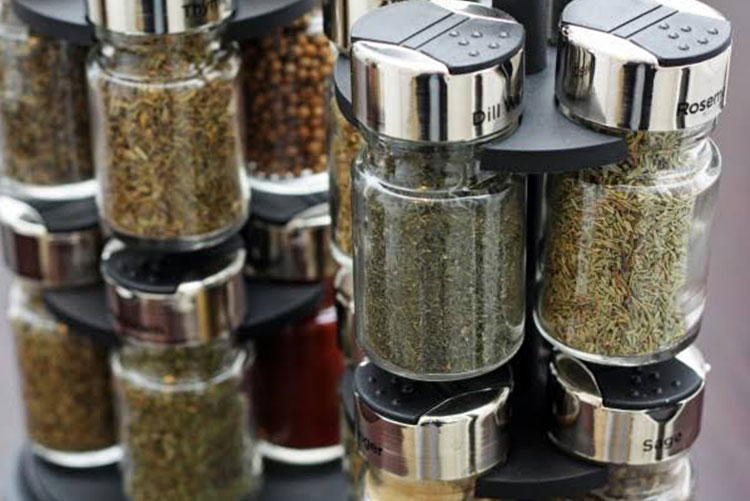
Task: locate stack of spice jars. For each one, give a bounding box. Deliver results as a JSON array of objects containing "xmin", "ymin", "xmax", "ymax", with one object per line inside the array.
[
  {"xmin": 84, "ymin": 0, "xmax": 259, "ymax": 499},
  {"xmin": 242, "ymin": 191, "xmax": 344, "ymax": 465},
  {"xmin": 0, "ymin": 0, "xmax": 118, "ymax": 472},
  {"xmin": 535, "ymin": 0, "xmax": 732, "ymax": 499},
  {"xmin": 341, "ymin": 0, "xmax": 528, "ymax": 498}
]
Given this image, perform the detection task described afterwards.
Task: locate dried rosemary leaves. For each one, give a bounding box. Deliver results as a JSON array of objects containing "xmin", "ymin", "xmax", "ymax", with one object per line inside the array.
[
  {"xmin": 10, "ymin": 281, "xmax": 116, "ymax": 457},
  {"xmin": 242, "ymin": 14, "xmax": 333, "ymax": 180},
  {"xmin": 88, "ymin": 29, "xmax": 247, "ymax": 244},
  {"xmin": 114, "ymin": 341, "xmax": 257, "ymax": 501},
  {"xmin": 354, "ymin": 137, "xmax": 525, "ymax": 379},
  {"xmin": 330, "ymin": 95, "xmax": 363, "ymax": 260},
  {"xmin": 538, "ymin": 126, "xmax": 720, "ymax": 361},
  {"xmin": 0, "ymin": 1, "xmax": 93, "ymax": 193}
]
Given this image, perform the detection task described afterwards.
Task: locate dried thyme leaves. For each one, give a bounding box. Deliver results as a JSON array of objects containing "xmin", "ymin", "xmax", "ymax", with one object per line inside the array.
[
  {"xmin": 11, "ymin": 287, "xmax": 115, "ymax": 453},
  {"xmin": 0, "ymin": 3, "xmax": 93, "ymax": 187},
  {"xmin": 242, "ymin": 15, "xmax": 333, "ymax": 179},
  {"xmin": 539, "ymin": 130, "xmax": 718, "ymax": 359},
  {"xmin": 330, "ymin": 96, "xmax": 363, "ymax": 258},
  {"xmin": 116, "ymin": 344, "xmax": 255, "ymax": 501},
  {"xmin": 89, "ymin": 31, "xmax": 246, "ymax": 241},
  {"xmin": 355, "ymin": 142, "xmax": 525, "ymax": 377}
]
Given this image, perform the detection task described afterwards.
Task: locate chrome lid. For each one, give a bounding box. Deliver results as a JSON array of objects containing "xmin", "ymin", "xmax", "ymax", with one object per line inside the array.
[
  {"xmin": 354, "ymin": 360, "xmax": 512, "ymax": 481},
  {"xmin": 244, "ymin": 202, "xmax": 335, "ymax": 282},
  {"xmin": 0, "ymin": 196, "xmax": 101, "ymax": 287},
  {"xmin": 87, "ymin": 0, "xmax": 235, "ymax": 35},
  {"xmin": 101, "ymin": 237, "xmax": 246, "ymax": 344},
  {"xmin": 549, "ymin": 347, "xmax": 708, "ymax": 466},
  {"xmin": 351, "ymin": 0, "xmax": 525, "ymax": 143},
  {"xmin": 324, "ymin": 0, "xmax": 390, "ymax": 52},
  {"xmin": 557, "ymin": 0, "xmax": 732, "ymax": 132}
]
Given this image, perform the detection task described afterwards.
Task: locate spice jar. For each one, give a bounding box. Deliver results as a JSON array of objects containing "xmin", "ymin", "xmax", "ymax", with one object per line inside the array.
[
  {"xmin": 0, "ymin": 1, "xmax": 94, "ymax": 200},
  {"xmin": 548, "ymin": 347, "xmax": 708, "ymax": 500},
  {"xmin": 354, "ymin": 361, "xmax": 512, "ymax": 500},
  {"xmin": 243, "ymin": 197, "xmax": 344, "ymax": 464},
  {"xmin": 350, "ymin": 0, "xmax": 526, "ymax": 381},
  {"xmin": 241, "ymin": 8, "xmax": 333, "ymax": 193},
  {"xmin": 340, "ymin": 364, "xmax": 363, "ymax": 501},
  {"xmin": 87, "ymin": 0, "xmax": 248, "ymax": 250},
  {"xmin": 102, "ymin": 237, "xmax": 260, "ymax": 501},
  {"xmin": 0, "ymin": 196, "xmax": 118, "ymax": 467},
  {"xmin": 537, "ymin": 0, "xmax": 732, "ymax": 365}
]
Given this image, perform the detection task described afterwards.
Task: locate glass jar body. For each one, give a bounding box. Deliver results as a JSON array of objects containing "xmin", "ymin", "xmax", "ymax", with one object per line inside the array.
[
  {"xmin": 537, "ymin": 124, "xmax": 721, "ymax": 364},
  {"xmin": 329, "ymin": 63, "xmax": 364, "ymax": 264},
  {"xmin": 87, "ymin": 27, "xmax": 248, "ymax": 249},
  {"xmin": 0, "ymin": 0, "xmax": 94, "ymax": 199},
  {"xmin": 342, "ymin": 409, "xmax": 364, "ymax": 501},
  {"xmin": 112, "ymin": 339, "xmax": 259, "ymax": 501},
  {"xmin": 362, "ymin": 466, "xmax": 489, "ymax": 501},
  {"xmin": 8, "ymin": 278, "xmax": 118, "ymax": 467},
  {"xmin": 556, "ymin": 457, "xmax": 695, "ymax": 500},
  {"xmin": 353, "ymin": 133, "xmax": 526, "ymax": 380},
  {"xmin": 241, "ymin": 10, "xmax": 333, "ymax": 194},
  {"xmin": 248, "ymin": 279, "xmax": 344, "ymax": 464}
]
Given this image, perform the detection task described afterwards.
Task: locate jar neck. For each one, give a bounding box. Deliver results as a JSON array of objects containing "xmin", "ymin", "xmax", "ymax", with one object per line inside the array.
[{"xmin": 96, "ymin": 25, "xmax": 225, "ymax": 77}]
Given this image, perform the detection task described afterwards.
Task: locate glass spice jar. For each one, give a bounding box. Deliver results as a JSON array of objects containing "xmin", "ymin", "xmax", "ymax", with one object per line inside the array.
[
  {"xmin": 548, "ymin": 348, "xmax": 708, "ymax": 501},
  {"xmin": 243, "ymin": 198, "xmax": 344, "ymax": 464},
  {"xmin": 538, "ymin": 0, "xmax": 732, "ymax": 365},
  {"xmin": 0, "ymin": 0, "xmax": 94, "ymax": 200},
  {"xmin": 86, "ymin": 0, "xmax": 248, "ymax": 250},
  {"xmin": 1, "ymin": 196, "xmax": 118, "ymax": 468},
  {"xmin": 241, "ymin": 9, "xmax": 333, "ymax": 194},
  {"xmin": 350, "ymin": 0, "xmax": 526, "ymax": 380},
  {"xmin": 340, "ymin": 365, "xmax": 363, "ymax": 501},
  {"xmin": 102, "ymin": 237, "xmax": 260, "ymax": 501},
  {"xmin": 335, "ymin": 263, "xmax": 363, "ymax": 364},
  {"xmin": 354, "ymin": 361, "xmax": 512, "ymax": 501}
]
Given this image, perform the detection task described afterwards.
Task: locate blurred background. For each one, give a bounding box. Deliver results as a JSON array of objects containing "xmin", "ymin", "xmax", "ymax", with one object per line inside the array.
[{"xmin": 0, "ymin": 0, "xmax": 748, "ymax": 498}]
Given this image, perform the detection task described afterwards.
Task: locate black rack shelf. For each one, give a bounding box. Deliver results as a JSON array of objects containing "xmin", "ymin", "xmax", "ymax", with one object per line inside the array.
[
  {"xmin": 334, "ymin": 48, "xmax": 628, "ymax": 174},
  {"xmin": 12, "ymin": 0, "xmax": 316, "ymax": 45}
]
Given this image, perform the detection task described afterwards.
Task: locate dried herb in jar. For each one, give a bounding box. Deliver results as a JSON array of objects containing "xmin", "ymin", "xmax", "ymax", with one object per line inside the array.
[
  {"xmin": 115, "ymin": 343, "xmax": 256, "ymax": 501},
  {"xmin": 356, "ymin": 141, "xmax": 526, "ymax": 377},
  {"xmin": 364, "ymin": 468, "xmax": 493, "ymax": 501},
  {"xmin": 539, "ymin": 129, "xmax": 719, "ymax": 359},
  {"xmin": 89, "ymin": 31, "xmax": 246, "ymax": 241},
  {"xmin": 330, "ymin": 95, "xmax": 363, "ymax": 258},
  {"xmin": 11, "ymin": 284, "xmax": 115, "ymax": 453},
  {"xmin": 242, "ymin": 15, "xmax": 334, "ymax": 179},
  {"xmin": 0, "ymin": 2, "xmax": 93, "ymax": 188}
]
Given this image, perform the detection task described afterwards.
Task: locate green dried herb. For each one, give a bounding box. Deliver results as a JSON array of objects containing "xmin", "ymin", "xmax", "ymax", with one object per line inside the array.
[
  {"xmin": 330, "ymin": 95, "xmax": 364, "ymax": 259},
  {"xmin": 10, "ymin": 282, "xmax": 115, "ymax": 453},
  {"xmin": 364, "ymin": 467, "xmax": 489, "ymax": 500},
  {"xmin": 89, "ymin": 30, "xmax": 246, "ymax": 241},
  {"xmin": 0, "ymin": 2, "xmax": 93, "ymax": 188},
  {"xmin": 115, "ymin": 342, "xmax": 257, "ymax": 501},
  {"xmin": 355, "ymin": 137, "xmax": 525, "ymax": 378},
  {"xmin": 242, "ymin": 15, "xmax": 333, "ymax": 179},
  {"xmin": 539, "ymin": 127, "xmax": 719, "ymax": 359}
]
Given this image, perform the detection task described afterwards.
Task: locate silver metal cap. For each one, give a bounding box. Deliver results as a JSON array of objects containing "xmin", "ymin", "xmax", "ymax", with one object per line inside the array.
[
  {"xmin": 324, "ymin": 0, "xmax": 390, "ymax": 53},
  {"xmin": 101, "ymin": 238, "xmax": 246, "ymax": 344},
  {"xmin": 0, "ymin": 196, "xmax": 102, "ymax": 287},
  {"xmin": 245, "ymin": 203, "xmax": 335, "ymax": 282},
  {"xmin": 556, "ymin": 0, "xmax": 732, "ymax": 132},
  {"xmin": 549, "ymin": 347, "xmax": 708, "ymax": 466},
  {"xmin": 354, "ymin": 361, "xmax": 512, "ymax": 481},
  {"xmin": 351, "ymin": 0, "xmax": 525, "ymax": 143},
  {"xmin": 87, "ymin": 0, "xmax": 235, "ymax": 35}
]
